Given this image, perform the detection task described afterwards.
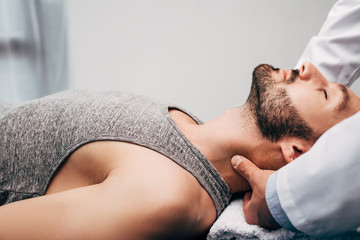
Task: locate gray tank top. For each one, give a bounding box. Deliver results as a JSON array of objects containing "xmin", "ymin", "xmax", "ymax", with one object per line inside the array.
[{"xmin": 0, "ymin": 90, "xmax": 231, "ymax": 216}]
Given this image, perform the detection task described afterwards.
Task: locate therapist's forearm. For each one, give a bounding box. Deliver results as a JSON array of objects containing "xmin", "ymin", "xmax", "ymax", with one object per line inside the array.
[
  {"xmin": 295, "ymin": 0, "xmax": 360, "ymax": 85},
  {"xmin": 275, "ymin": 111, "xmax": 360, "ymax": 236},
  {"xmin": 265, "ymin": 173, "xmax": 298, "ymax": 232}
]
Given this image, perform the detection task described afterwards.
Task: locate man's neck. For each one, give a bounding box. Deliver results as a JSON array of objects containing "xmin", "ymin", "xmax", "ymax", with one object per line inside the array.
[{"xmin": 170, "ymin": 105, "xmax": 281, "ymax": 193}]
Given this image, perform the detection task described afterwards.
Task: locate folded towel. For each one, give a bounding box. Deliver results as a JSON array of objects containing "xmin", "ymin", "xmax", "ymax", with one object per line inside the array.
[
  {"xmin": 207, "ymin": 198, "xmax": 295, "ymax": 240},
  {"xmin": 207, "ymin": 198, "xmax": 360, "ymax": 240}
]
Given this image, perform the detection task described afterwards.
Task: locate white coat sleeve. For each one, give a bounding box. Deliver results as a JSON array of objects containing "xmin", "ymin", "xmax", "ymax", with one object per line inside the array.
[
  {"xmin": 276, "ymin": 111, "xmax": 360, "ymax": 236},
  {"xmin": 265, "ymin": 0, "xmax": 360, "ymax": 237},
  {"xmin": 295, "ymin": 0, "xmax": 360, "ymax": 86}
]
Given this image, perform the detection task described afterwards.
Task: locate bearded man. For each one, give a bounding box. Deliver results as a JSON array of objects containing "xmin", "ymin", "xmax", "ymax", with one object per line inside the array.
[{"xmin": 0, "ymin": 62, "xmax": 359, "ymax": 239}]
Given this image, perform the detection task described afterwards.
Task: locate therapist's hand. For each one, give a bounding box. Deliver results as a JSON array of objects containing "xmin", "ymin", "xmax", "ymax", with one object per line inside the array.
[{"xmin": 231, "ymin": 155, "xmax": 281, "ymax": 230}]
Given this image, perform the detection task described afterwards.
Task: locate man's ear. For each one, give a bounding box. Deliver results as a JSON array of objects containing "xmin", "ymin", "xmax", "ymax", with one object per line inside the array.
[{"xmin": 277, "ymin": 137, "xmax": 313, "ymax": 163}]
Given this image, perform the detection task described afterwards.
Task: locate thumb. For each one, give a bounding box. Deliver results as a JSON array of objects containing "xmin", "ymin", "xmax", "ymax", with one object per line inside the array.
[{"xmin": 231, "ymin": 155, "xmax": 260, "ymax": 183}]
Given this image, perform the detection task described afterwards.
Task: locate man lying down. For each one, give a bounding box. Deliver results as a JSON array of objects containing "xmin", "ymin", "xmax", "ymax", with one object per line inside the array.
[{"xmin": 1, "ymin": 62, "xmax": 359, "ymax": 240}]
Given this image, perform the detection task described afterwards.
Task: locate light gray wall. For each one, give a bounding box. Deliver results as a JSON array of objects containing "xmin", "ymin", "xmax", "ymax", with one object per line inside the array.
[{"xmin": 68, "ymin": 0, "xmax": 349, "ymax": 122}]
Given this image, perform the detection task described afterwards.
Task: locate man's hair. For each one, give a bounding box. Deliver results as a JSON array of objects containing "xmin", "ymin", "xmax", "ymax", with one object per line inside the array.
[{"xmin": 246, "ymin": 64, "xmax": 318, "ymax": 142}]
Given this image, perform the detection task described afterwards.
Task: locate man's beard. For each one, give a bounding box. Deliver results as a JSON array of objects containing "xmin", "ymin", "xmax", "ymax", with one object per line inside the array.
[
  {"xmin": 250, "ymin": 64, "xmax": 299, "ymax": 94},
  {"xmin": 247, "ymin": 64, "xmax": 299, "ymax": 113},
  {"xmin": 246, "ymin": 64, "xmax": 314, "ymax": 142}
]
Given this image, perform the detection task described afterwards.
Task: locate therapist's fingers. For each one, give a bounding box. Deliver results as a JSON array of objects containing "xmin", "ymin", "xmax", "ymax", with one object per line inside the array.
[
  {"xmin": 243, "ymin": 191, "xmax": 252, "ymax": 209},
  {"xmin": 242, "ymin": 191, "xmax": 255, "ymax": 223},
  {"xmin": 231, "ymin": 155, "xmax": 280, "ymax": 229},
  {"xmin": 231, "ymin": 155, "xmax": 259, "ymax": 186},
  {"xmin": 243, "ymin": 191, "xmax": 252, "ymax": 204},
  {"xmin": 242, "ymin": 192, "xmax": 252, "ymax": 213}
]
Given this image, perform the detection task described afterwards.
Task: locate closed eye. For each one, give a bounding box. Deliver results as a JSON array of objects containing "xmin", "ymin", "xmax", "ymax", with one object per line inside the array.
[{"xmin": 322, "ymin": 89, "xmax": 328, "ymax": 100}]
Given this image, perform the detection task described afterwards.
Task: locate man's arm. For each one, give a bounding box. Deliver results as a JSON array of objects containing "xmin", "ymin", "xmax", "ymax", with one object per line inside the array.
[{"xmin": 0, "ymin": 169, "xmax": 198, "ymax": 239}]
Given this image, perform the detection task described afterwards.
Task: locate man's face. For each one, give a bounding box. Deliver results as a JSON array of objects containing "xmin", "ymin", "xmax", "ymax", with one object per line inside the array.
[
  {"xmin": 249, "ymin": 62, "xmax": 360, "ymax": 141},
  {"xmin": 247, "ymin": 63, "xmax": 315, "ymax": 142},
  {"xmin": 275, "ymin": 62, "xmax": 360, "ymax": 135}
]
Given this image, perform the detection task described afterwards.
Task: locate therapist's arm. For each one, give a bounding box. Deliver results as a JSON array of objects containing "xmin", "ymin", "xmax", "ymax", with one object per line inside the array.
[
  {"xmin": 296, "ymin": 0, "xmax": 360, "ymax": 86},
  {"xmin": 233, "ymin": 112, "xmax": 360, "ymax": 237},
  {"xmin": 233, "ymin": 0, "xmax": 360, "ymax": 236}
]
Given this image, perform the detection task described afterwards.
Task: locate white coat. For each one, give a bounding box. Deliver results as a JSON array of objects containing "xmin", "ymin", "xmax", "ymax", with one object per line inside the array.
[{"xmin": 266, "ymin": 0, "xmax": 360, "ymax": 236}]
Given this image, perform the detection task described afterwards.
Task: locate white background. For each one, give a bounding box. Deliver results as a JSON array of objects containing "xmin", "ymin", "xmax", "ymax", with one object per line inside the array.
[{"xmin": 68, "ymin": 0, "xmax": 359, "ymax": 121}]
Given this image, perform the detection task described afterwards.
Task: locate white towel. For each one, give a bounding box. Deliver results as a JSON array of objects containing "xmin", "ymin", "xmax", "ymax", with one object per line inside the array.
[
  {"xmin": 207, "ymin": 198, "xmax": 360, "ymax": 240},
  {"xmin": 207, "ymin": 198, "xmax": 296, "ymax": 240}
]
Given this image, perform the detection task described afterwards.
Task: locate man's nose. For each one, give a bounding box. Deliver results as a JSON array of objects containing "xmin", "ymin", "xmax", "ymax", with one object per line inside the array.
[
  {"xmin": 299, "ymin": 62, "xmax": 327, "ymax": 85},
  {"xmin": 299, "ymin": 62, "xmax": 312, "ymax": 80}
]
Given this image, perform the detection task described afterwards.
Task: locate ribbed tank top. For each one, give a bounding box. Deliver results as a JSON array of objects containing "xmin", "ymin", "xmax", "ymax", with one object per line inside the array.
[{"xmin": 0, "ymin": 90, "xmax": 231, "ymax": 216}]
